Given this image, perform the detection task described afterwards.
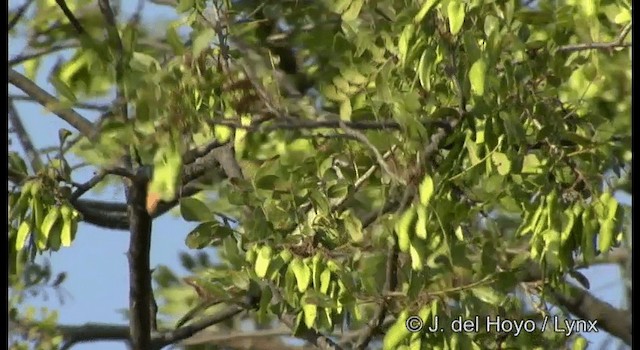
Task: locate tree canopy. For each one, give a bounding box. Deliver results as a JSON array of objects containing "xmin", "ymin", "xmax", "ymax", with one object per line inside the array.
[{"xmin": 8, "ymin": 0, "xmax": 632, "ymax": 349}]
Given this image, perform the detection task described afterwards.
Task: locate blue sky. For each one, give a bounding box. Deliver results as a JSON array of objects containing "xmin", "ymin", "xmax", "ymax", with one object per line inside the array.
[{"xmin": 8, "ymin": 1, "xmax": 630, "ymax": 349}]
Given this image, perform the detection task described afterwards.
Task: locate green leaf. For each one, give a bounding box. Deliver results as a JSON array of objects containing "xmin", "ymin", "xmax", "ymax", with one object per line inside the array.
[
  {"xmin": 416, "ymin": 206, "xmax": 428, "ymax": 240},
  {"xmin": 60, "ymin": 205, "xmax": 76, "ymax": 247},
  {"xmin": 419, "ymin": 175, "xmax": 435, "ymax": 206},
  {"xmin": 176, "ymin": 0, "xmax": 195, "ymax": 13},
  {"xmin": 409, "ymin": 237, "xmax": 427, "ymax": 271},
  {"xmin": 447, "ymin": 1, "xmax": 466, "ymax": 35},
  {"xmin": 166, "ymin": 25, "xmax": 185, "ymax": 54},
  {"xmin": 290, "ymin": 258, "xmax": 312, "ymax": 293},
  {"xmin": 342, "ymin": 0, "xmax": 364, "ymax": 21},
  {"xmin": 383, "ymin": 311, "xmax": 412, "ymax": 350},
  {"xmin": 418, "ymin": 49, "xmax": 432, "ymax": 90},
  {"xmin": 255, "ymin": 174, "xmax": 280, "ymax": 190},
  {"xmin": 15, "ymin": 220, "xmax": 31, "ymax": 251},
  {"xmin": 342, "ymin": 210, "xmax": 363, "ymax": 243},
  {"xmin": 302, "ymin": 302, "xmax": 317, "ymax": 328},
  {"xmin": 254, "ymin": 246, "xmax": 273, "ymax": 278},
  {"xmin": 339, "ymin": 99, "xmax": 352, "ymax": 121},
  {"xmin": 192, "ymin": 28, "xmax": 216, "ymax": 59},
  {"xmin": 398, "ymin": 24, "xmax": 415, "ymax": 65},
  {"xmin": 130, "ymin": 52, "xmax": 160, "ymax": 71},
  {"xmin": 395, "ymin": 206, "xmax": 417, "ymax": 253},
  {"xmin": 150, "ymin": 145, "xmax": 183, "ymax": 201},
  {"xmin": 469, "ymin": 58, "xmax": 487, "ymax": 96},
  {"xmin": 40, "ymin": 207, "xmax": 61, "ymax": 244},
  {"xmin": 415, "ymin": 0, "xmax": 441, "ymax": 23},
  {"xmin": 180, "ymin": 197, "xmax": 212, "ymax": 222},
  {"xmin": 491, "ymin": 152, "xmax": 511, "ymax": 175},
  {"xmin": 573, "ymin": 336, "xmax": 588, "ymax": 350},
  {"xmin": 522, "ymin": 154, "xmax": 543, "ymax": 174},
  {"xmin": 471, "ymin": 286, "xmax": 502, "ymax": 305},
  {"xmin": 185, "ymin": 222, "xmax": 233, "ymax": 249},
  {"xmin": 48, "ymin": 74, "xmax": 78, "ymax": 103}
]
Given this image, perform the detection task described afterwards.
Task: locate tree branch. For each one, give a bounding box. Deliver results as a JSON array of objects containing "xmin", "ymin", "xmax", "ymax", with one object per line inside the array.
[
  {"xmin": 9, "ymin": 0, "xmax": 34, "ymax": 31},
  {"xmin": 517, "ymin": 258, "xmax": 632, "ymax": 346},
  {"xmin": 54, "ymin": 0, "xmax": 86, "ymax": 34},
  {"xmin": 8, "ymin": 68, "xmax": 95, "ymax": 138},
  {"xmin": 558, "ymin": 23, "xmax": 632, "ymax": 52},
  {"xmin": 152, "ymin": 305, "xmax": 244, "ymax": 348},
  {"xmin": 209, "ymin": 117, "xmax": 451, "ymax": 133},
  {"xmin": 8, "ymin": 99, "xmax": 44, "ymax": 172},
  {"xmin": 126, "ymin": 169, "xmax": 154, "ymax": 350},
  {"xmin": 280, "ymin": 314, "xmax": 344, "ymax": 350}
]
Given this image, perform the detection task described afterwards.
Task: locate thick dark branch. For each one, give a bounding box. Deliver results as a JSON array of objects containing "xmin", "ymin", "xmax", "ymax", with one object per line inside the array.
[
  {"xmin": 72, "ymin": 141, "xmax": 228, "ymax": 229},
  {"xmin": 8, "ymin": 99, "xmax": 44, "ymax": 172},
  {"xmin": 552, "ymin": 286, "xmax": 631, "ymax": 346},
  {"xmin": 558, "ymin": 23, "xmax": 631, "ymax": 52},
  {"xmin": 8, "ymin": 68, "xmax": 95, "ymax": 138},
  {"xmin": 518, "ymin": 259, "xmax": 632, "ymax": 346},
  {"xmin": 126, "ymin": 170, "xmax": 154, "ymax": 350},
  {"xmin": 54, "ymin": 0, "xmax": 86, "ymax": 34}
]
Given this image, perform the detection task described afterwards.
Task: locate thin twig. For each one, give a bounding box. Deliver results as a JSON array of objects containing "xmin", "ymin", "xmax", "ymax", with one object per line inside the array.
[
  {"xmin": 54, "ymin": 0, "xmax": 86, "ymax": 34},
  {"xmin": 339, "ymin": 121, "xmax": 405, "ymax": 185},
  {"xmin": 9, "ymin": 43, "xmax": 77, "ymax": 66},
  {"xmin": 208, "ymin": 117, "xmax": 450, "ymax": 133},
  {"xmin": 98, "ymin": 0, "xmax": 131, "ymax": 168},
  {"xmin": 9, "ymin": 94, "xmax": 110, "ymax": 111},
  {"xmin": 9, "ymin": 0, "xmax": 35, "ymax": 31},
  {"xmin": 558, "ymin": 23, "xmax": 632, "ymax": 52},
  {"xmin": 8, "ymin": 99, "xmax": 44, "ymax": 172}
]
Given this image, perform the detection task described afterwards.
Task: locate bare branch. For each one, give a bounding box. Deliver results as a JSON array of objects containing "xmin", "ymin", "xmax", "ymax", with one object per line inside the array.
[
  {"xmin": 98, "ymin": 0, "xmax": 131, "ymax": 167},
  {"xmin": 210, "ymin": 117, "xmax": 450, "ymax": 133},
  {"xmin": 9, "ymin": 94, "xmax": 110, "ymax": 111},
  {"xmin": 280, "ymin": 314, "xmax": 344, "ymax": 350},
  {"xmin": 517, "ymin": 260, "xmax": 632, "ymax": 346},
  {"xmin": 8, "ymin": 68, "xmax": 95, "ymax": 138},
  {"xmin": 153, "ymin": 305, "xmax": 244, "ymax": 348},
  {"xmin": 558, "ymin": 24, "xmax": 632, "ymax": 52},
  {"xmin": 9, "ymin": 0, "xmax": 35, "ymax": 31},
  {"xmin": 54, "ymin": 0, "xmax": 87, "ymax": 34},
  {"xmin": 339, "ymin": 121, "xmax": 405, "ymax": 185},
  {"xmin": 9, "ymin": 43, "xmax": 78, "ymax": 66},
  {"xmin": 8, "ymin": 99, "xmax": 44, "ymax": 172}
]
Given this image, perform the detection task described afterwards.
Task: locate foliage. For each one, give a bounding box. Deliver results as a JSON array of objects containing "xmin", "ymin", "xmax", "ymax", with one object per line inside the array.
[{"xmin": 8, "ymin": 0, "xmax": 631, "ymax": 349}]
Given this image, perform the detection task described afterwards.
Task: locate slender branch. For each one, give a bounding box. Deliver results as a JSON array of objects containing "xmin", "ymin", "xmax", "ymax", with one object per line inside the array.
[
  {"xmin": 339, "ymin": 121, "xmax": 405, "ymax": 185},
  {"xmin": 9, "ymin": 94, "xmax": 110, "ymax": 111},
  {"xmin": 54, "ymin": 0, "xmax": 86, "ymax": 34},
  {"xmin": 8, "ymin": 99, "xmax": 44, "ymax": 172},
  {"xmin": 152, "ymin": 305, "xmax": 244, "ymax": 348},
  {"xmin": 8, "ymin": 68, "xmax": 95, "ymax": 138},
  {"xmin": 280, "ymin": 314, "xmax": 344, "ymax": 350},
  {"xmin": 98, "ymin": 0, "xmax": 131, "ymax": 168},
  {"xmin": 558, "ymin": 23, "xmax": 632, "ymax": 52},
  {"xmin": 9, "ymin": 43, "xmax": 78, "ymax": 66},
  {"xmin": 9, "ymin": 0, "xmax": 35, "ymax": 31},
  {"xmin": 209, "ymin": 117, "xmax": 450, "ymax": 133}
]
